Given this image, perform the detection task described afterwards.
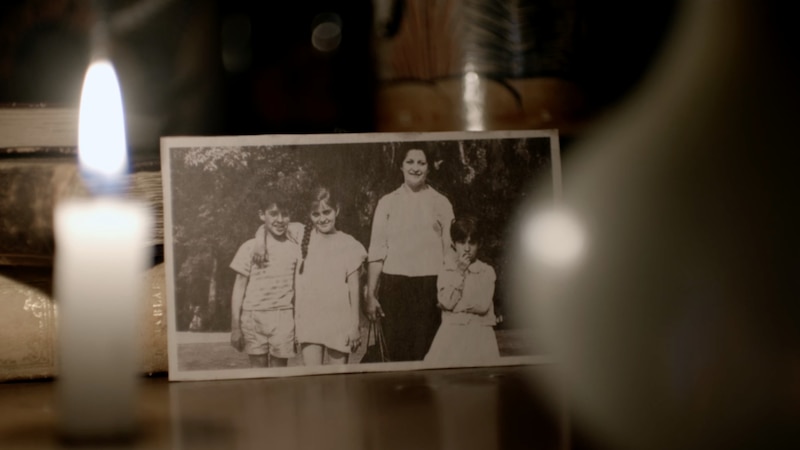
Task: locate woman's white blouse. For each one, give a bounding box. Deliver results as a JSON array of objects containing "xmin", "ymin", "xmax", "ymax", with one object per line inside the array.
[{"xmin": 368, "ymin": 184, "xmax": 454, "ymax": 277}]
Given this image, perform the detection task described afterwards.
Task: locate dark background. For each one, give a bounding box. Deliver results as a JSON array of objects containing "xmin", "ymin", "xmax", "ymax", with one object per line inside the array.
[{"xmin": 1, "ymin": 0, "xmax": 679, "ymax": 159}]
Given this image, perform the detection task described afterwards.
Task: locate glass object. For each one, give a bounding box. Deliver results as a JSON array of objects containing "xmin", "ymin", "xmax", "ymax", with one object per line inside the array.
[{"xmin": 373, "ymin": 0, "xmax": 584, "ymax": 132}]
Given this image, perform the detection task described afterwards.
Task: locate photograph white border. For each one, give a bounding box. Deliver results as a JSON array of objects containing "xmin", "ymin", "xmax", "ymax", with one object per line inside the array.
[{"xmin": 161, "ymin": 130, "xmax": 560, "ymax": 381}]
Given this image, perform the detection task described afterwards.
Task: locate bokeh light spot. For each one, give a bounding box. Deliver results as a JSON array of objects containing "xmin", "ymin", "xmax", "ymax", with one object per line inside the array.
[
  {"xmin": 523, "ymin": 208, "xmax": 586, "ymax": 268},
  {"xmin": 311, "ymin": 13, "xmax": 342, "ymax": 52}
]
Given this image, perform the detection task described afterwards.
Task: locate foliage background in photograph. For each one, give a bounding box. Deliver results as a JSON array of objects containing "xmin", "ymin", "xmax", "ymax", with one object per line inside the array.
[{"xmin": 167, "ymin": 137, "xmax": 554, "ymax": 333}]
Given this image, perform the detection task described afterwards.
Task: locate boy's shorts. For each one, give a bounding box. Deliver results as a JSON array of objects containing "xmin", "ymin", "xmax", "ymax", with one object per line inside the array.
[{"xmin": 240, "ymin": 309, "xmax": 295, "ymax": 358}]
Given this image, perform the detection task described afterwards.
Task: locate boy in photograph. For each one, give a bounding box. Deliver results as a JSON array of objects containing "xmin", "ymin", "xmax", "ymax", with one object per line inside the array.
[{"xmin": 229, "ymin": 190, "xmax": 302, "ymax": 368}]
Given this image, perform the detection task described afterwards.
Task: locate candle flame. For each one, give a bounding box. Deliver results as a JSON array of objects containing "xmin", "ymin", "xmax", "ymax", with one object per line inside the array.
[{"xmin": 78, "ymin": 60, "xmax": 127, "ymax": 181}]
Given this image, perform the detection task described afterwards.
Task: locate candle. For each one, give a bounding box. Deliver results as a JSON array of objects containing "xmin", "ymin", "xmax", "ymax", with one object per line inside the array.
[{"xmin": 54, "ymin": 59, "xmax": 152, "ymax": 439}]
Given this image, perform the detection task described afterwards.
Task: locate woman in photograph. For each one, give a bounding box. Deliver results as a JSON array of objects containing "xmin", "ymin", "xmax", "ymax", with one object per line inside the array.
[
  {"xmin": 365, "ymin": 147, "xmax": 455, "ymax": 361},
  {"xmin": 294, "ymin": 186, "xmax": 366, "ymax": 365}
]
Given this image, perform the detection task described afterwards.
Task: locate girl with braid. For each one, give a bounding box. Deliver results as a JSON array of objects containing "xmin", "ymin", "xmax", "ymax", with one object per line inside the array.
[{"xmin": 294, "ymin": 187, "xmax": 366, "ymax": 365}]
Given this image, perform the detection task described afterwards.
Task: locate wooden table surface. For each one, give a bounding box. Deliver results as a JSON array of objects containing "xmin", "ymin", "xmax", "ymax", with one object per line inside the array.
[{"xmin": 0, "ymin": 366, "xmax": 567, "ymax": 449}]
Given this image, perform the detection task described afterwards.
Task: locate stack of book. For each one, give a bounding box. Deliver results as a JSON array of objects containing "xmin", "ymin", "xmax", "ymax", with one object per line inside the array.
[{"xmin": 0, "ymin": 104, "xmax": 168, "ymax": 381}]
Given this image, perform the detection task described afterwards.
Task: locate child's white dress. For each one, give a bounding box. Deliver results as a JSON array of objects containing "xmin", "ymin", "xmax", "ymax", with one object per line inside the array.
[
  {"xmin": 424, "ymin": 257, "xmax": 500, "ymax": 365},
  {"xmin": 294, "ymin": 230, "xmax": 366, "ymax": 354}
]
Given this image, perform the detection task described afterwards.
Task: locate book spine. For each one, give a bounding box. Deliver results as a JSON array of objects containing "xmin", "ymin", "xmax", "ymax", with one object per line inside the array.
[
  {"xmin": 0, "ymin": 264, "xmax": 168, "ymax": 382},
  {"xmin": 0, "ymin": 158, "xmax": 163, "ymax": 266}
]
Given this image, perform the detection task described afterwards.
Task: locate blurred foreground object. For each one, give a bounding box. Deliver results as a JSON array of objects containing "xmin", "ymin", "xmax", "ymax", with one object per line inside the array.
[{"xmin": 513, "ymin": 1, "xmax": 800, "ymax": 449}]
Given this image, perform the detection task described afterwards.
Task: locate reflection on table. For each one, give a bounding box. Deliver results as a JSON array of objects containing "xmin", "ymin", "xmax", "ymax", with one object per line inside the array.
[{"xmin": 0, "ymin": 366, "xmax": 565, "ymax": 449}]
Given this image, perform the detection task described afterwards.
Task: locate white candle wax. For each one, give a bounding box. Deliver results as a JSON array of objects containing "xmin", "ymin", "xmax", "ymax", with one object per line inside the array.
[{"xmin": 54, "ymin": 198, "xmax": 151, "ymax": 438}]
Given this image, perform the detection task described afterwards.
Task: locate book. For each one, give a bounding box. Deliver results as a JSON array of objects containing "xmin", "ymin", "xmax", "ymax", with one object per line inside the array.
[
  {"xmin": 0, "ymin": 105, "xmax": 77, "ymax": 149},
  {"xmin": 0, "ymin": 104, "xmax": 167, "ymax": 381},
  {"xmin": 0, "ymin": 263, "xmax": 168, "ymax": 382},
  {"xmin": 0, "ymin": 157, "xmax": 164, "ymax": 266},
  {"xmin": 0, "ymin": 106, "xmax": 163, "ymax": 264},
  {"xmin": 0, "ymin": 108, "xmax": 163, "ymax": 266},
  {"xmin": 0, "ymin": 104, "xmax": 155, "ymax": 153}
]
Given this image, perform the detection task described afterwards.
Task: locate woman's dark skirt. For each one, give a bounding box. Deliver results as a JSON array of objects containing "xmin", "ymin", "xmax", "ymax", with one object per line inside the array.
[{"xmin": 377, "ymin": 273, "xmax": 441, "ymax": 361}]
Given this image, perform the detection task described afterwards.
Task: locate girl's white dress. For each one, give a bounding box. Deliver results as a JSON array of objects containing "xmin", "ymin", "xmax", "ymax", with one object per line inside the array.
[
  {"xmin": 424, "ymin": 258, "xmax": 500, "ymax": 365},
  {"xmin": 295, "ymin": 230, "xmax": 366, "ymax": 354}
]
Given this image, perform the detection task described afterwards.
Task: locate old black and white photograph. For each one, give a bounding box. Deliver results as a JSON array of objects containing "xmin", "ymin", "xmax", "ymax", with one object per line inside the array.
[{"xmin": 162, "ymin": 130, "xmax": 560, "ymax": 381}]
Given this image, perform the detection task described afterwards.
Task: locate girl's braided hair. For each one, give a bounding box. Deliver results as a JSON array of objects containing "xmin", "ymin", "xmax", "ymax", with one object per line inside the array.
[
  {"xmin": 298, "ymin": 221, "xmax": 313, "ymax": 274},
  {"xmin": 299, "ymin": 186, "xmax": 339, "ymax": 274}
]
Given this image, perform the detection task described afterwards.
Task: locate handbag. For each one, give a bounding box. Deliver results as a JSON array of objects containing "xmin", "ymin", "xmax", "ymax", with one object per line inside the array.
[{"xmin": 360, "ymin": 319, "xmax": 390, "ymax": 363}]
